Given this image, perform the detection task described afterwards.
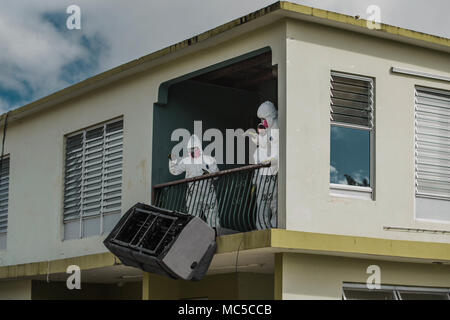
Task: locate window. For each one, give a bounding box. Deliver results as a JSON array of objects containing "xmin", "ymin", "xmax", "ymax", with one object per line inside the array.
[
  {"xmin": 342, "ymin": 283, "xmax": 450, "ymax": 300},
  {"xmin": 0, "ymin": 156, "xmax": 9, "ymax": 250},
  {"xmin": 63, "ymin": 118, "xmax": 123, "ymax": 240},
  {"xmin": 415, "ymin": 87, "xmax": 450, "ymax": 222},
  {"xmin": 330, "ymin": 72, "xmax": 374, "ymax": 199}
]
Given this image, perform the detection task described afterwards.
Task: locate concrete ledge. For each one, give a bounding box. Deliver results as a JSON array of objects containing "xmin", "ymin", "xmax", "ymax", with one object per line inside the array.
[
  {"xmin": 2, "ymin": 229, "xmax": 449, "ymax": 280},
  {"xmin": 215, "ymin": 229, "xmax": 450, "ymax": 263},
  {"xmin": 0, "ymin": 252, "xmax": 119, "ymax": 280}
]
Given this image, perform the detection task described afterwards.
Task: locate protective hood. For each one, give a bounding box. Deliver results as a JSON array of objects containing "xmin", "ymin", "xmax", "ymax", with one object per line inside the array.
[
  {"xmin": 257, "ymin": 101, "xmax": 277, "ymax": 128},
  {"xmin": 187, "ymin": 134, "xmax": 203, "ymax": 152}
]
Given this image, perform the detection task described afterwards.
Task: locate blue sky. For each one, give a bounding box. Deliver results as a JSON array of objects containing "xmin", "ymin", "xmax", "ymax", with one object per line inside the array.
[{"xmin": 0, "ymin": 0, "xmax": 448, "ymax": 113}]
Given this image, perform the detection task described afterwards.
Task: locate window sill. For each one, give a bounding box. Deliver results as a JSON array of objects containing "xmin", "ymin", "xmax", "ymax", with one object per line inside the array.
[{"xmin": 330, "ymin": 183, "xmax": 373, "ymax": 200}]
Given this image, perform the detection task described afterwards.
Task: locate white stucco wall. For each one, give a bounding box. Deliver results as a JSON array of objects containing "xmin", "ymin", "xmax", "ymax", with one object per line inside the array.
[
  {"xmin": 285, "ymin": 19, "xmax": 450, "ymax": 243},
  {"xmin": 280, "ymin": 253, "xmax": 450, "ymax": 300}
]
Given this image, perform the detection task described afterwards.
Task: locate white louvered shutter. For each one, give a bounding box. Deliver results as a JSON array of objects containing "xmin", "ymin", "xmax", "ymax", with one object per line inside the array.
[
  {"xmin": 102, "ymin": 121, "xmax": 124, "ymax": 215},
  {"xmin": 330, "ymin": 72, "xmax": 374, "ymax": 129},
  {"xmin": 0, "ymin": 157, "xmax": 10, "ymax": 235},
  {"xmin": 64, "ymin": 133, "xmax": 83, "ymax": 221},
  {"xmin": 415, "ymin": 87, "xmax": 450, "ymax": 200},
  {"xmin": 63, "ymin": 119, "xmax": 123, "ymax": 238}
]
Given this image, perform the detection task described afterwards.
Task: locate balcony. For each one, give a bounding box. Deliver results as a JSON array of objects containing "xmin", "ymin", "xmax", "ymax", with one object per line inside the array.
[{"xmin": 152, "ymin": 163, "xmax": 278, "ymax": 231}]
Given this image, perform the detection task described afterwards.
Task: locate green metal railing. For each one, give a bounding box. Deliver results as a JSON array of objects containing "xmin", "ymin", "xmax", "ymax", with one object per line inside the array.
[{"xmin": 152, "ymin": 163, "xmax": 278, "ymax": 231}]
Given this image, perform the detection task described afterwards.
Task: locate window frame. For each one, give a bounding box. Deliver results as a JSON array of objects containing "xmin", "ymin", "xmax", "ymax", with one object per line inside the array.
[
  {"xmin": 329, "ymin": 71, "xmax": 375, "ymax": 200},
  {"xmin": 342, "ymin": 282, "xmax": 450, "ymax": 300},
  {"xmin": 62, "ymin": 117, "xmax": 124, "ymax": 240}
]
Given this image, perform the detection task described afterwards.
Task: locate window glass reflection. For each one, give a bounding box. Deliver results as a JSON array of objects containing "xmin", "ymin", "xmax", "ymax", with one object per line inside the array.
[{"xmin": 330, "ymin": 126, "xmax": 370, "ymax": 187}]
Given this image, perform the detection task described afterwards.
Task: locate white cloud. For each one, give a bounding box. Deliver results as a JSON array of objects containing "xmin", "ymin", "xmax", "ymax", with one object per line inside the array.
[
  {"xmin": 0, "ymin": 1, "xmax": 93, "ymax": 106},
  {"xmin": 0, "ymin": 0, "xmax": 448, "ymax": 111}
]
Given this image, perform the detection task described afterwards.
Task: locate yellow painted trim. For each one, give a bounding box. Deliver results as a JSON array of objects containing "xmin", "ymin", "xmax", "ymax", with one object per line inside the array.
[
  {"xmin": 0, "ymin": 252, "xmax": 119, "ymax": 280},
  {"xmin": 274, "ymin": 253, "xmax": 283, "ymax": 300},
  {"xmin": 3, "ymin": 2, "xmax": 448, "ymax": 124},
  {"xmin": 279, "ymin": 1, "xmax": 449, "ymax": 48},
  {"xmin": 215, "ymin": 229, "xmax": 271, "ymax": 254},
  {"xmin": 270, "ymin": 229, "xmax": 450, "ymax": 261},
  {"xmin": 142, "ymin": 272, "xmax": 150, "ymax": 300},
  {"xmin": 2, "ymin": 229, "xmax": 449, "ymax": 281},
  {"xmin": 216, "ymin": 229, "xmax": 450, "ymax": 262}
]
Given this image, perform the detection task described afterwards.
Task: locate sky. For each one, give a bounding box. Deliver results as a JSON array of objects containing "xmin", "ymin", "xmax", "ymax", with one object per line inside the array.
[{"xmin": 0, "ymin": 0, "xmax": 448, "ymax": 113}]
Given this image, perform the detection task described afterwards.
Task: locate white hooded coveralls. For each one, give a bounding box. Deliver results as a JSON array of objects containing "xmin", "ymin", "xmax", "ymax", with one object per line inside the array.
[
  {"xmin": 169, "ymin": 135, "xmax": 220, "ymax": 227},
  {"xmin": 254, "ymin": 101, "xmax": 279, "ymax": 230}
]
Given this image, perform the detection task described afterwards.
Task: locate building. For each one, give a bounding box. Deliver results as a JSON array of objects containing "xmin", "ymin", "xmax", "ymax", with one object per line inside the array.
[{"xmin": 0, "ymin": 1, "xmax": 449, "ymax": 300}]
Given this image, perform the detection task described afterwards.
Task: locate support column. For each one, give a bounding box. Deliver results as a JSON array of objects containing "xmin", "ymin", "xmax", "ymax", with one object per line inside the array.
[
  {"xmin": 142, "ymin": 272, "xmax": 150, "ymax": 300},
  {"xmin": 274, "ymin": 253, "xmax": 283, "ymax": 300}
]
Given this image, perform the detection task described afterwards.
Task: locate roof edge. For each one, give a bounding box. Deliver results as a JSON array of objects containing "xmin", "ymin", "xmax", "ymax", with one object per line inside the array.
[{"xmin": 279, "ymin": 1, "xmax": 449, "ymax": 49}]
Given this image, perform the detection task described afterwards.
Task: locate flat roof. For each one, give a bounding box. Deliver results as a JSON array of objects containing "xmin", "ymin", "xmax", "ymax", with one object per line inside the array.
[{"xmin": 3, "ymin": 1, "xmax": 449, "ymax": 123}]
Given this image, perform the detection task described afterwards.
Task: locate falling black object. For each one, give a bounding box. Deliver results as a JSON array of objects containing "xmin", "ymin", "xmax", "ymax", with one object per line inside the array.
[{"xmin": 103, "ymin": 203, "xmax": 217, "ymax": 281}]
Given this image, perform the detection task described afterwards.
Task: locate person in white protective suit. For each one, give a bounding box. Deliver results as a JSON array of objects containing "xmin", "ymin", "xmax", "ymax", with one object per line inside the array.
[
  {"xmin": 251, "ymin": 101, "xmax": 279, "ymax": 229},
  {"xmin": 168, "ymin": 134, "xmax": 221, "ymax": 227}
]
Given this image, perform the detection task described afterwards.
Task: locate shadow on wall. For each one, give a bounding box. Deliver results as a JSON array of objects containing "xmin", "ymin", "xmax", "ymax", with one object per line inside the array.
[{"xmin": 31, "ymin": 280, "xmax": 142, "ymax": 300}]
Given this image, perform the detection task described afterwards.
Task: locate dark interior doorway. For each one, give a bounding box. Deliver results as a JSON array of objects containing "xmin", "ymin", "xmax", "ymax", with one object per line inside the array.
[{"xmin": 152, "ymin": 48, "xmax": 278, "ymax": 186}]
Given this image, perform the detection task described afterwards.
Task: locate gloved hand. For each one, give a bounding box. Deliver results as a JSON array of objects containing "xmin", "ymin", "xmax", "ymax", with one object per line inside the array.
[
  {"xmin": 244, "ymin": 130, "xmax": 258, "ymax": 138},
  {"xmin": 261, "ymin": 159, "xmax": 271, "ymax": 165},
  {"xmin": 244, "ymin": 129, "xmax": 258, "ymax": 144}
]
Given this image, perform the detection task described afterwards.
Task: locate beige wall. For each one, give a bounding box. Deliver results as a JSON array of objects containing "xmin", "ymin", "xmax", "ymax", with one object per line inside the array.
[
  {"xmin": 0, "ymin": 279, "xmax": 32, "ymax": 300},
  {"xmin": 31, "ymin": 280, "xmax": 141, "ymax": 300},
  {"xmin": 279, "ymin": 253, "xmax": 450, "ymax": 300},
  {"xmin": 143, "ymin": 272, "xmax": 273, "ymax": 300},
  {"xmin": 285, "ymin": 19, "xmax": 450, "ymax": 242},
  {"xmin": 0, "ymin": 20, "xmax": 287, "ymax": 268}
]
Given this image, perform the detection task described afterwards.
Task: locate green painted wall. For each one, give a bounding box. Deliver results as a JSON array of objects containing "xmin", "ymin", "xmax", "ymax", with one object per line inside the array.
[
  {"xmin": 144, "ymin": 272, "xmax": 274, "ymax": 300},
  {"xmin": 31, "ymin": 280, "xmax": 142, "ymax": 300},
  {"xmin": 152, "ymin": 80, "xmax": 264, "ymax": 186}
]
